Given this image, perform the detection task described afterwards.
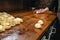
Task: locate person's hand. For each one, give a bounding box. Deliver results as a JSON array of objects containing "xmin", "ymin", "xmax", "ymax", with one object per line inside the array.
[{"xmin": 35, "ymin": 7, "xmax": 49, "ymax": 14}]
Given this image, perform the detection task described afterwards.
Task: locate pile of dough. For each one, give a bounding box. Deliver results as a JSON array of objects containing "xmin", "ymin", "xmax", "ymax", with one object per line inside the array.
[
  {"xmin": 0, "ymin": 12, "xmax": 23, "ymax": 32},
  {"xmin": 35, "ymin": 20, "xmax": 44, "ymax": 28}
]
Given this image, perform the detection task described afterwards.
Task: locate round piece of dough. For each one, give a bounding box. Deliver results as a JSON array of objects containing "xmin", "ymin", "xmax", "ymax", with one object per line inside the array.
[
  {"xmin": 0, "ymin": 25, "xmax": 5, "ymax": 32},
  {"xmin": 1, "ymin": 21, "xmax": 10, "ymax": 26},
  {"xmin": 14, "ymin": 18, "xmax": 23, "ymax": 24},
  {"xmin": 38, "ymin": 20, "xmax": 44, "ymax": 24},
  {"xmin": 16, "ymin": 18, "xmax": 23, "ymax": 22},
  {"xmin": 35, "ymin": 23, "xmax": 42, "ymax": 28},
  {"xmin": 4, "ymin": 25, "xmax": 11, "ymax": 29}
]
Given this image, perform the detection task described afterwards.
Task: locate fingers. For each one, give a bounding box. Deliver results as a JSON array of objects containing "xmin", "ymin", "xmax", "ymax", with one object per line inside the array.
[
  {"xmin": 34, "ymin": 9, "xmax": 45, "ymax": 14},
  {"xmin": 34, "ymin": 7, "xmax": 49, "ymax": 14}
]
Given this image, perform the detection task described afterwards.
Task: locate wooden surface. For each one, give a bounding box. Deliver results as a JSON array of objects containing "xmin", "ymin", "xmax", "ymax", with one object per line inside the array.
[{"xmin": 0, "ymin": 11, "xmax": 56, "ymax": 40}]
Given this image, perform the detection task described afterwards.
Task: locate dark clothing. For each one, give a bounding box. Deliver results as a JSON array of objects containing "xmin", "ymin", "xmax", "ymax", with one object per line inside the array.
[
  {"xmin": 53, "ymin": 17, "xmax": 60, "ymax": 40},
  {"xmin": 24, "ymin": 0, "xmax": 58, "ymax": 12},
  {"xmin": 48, "ymin": 0, "xmax": 58, "ymax": 13},
  {"xmin": 24, "ymin": 0, "xmax": 40, "ymax": 10},
  {"xmin": 48, "ymin": 0, "xmax": 59, "ymax": 40}
]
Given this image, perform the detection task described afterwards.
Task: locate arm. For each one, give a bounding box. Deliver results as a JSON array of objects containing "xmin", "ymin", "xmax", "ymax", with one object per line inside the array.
[
  {"xmin": 35, "ymin": 7, "xmax": 49, "ymax": 13},
  {"xmin": 35, "ymin": 0, "xmax": 58, "ymax": 13}
]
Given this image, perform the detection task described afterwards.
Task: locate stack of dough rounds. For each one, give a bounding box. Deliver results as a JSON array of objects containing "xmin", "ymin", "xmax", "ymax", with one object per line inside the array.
[
  {"xmin": 0, "ymin": 12, "xmax": 23, "ymax": 32},
  {"xmin": 35, "ymin": 20, "xmax": 44, "ymax": 28}
]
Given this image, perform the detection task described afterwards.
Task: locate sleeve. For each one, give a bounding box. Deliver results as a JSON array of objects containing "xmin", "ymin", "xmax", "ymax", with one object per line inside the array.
[{"xmin": 48, "ymin": 0, "xmax": 58, "ymax": 12}]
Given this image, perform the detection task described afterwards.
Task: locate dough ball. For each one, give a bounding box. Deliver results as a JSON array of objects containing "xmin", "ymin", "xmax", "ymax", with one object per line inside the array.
[
  {"xmin": 1, "ymin": 21, "xmax": 10, "ymax": 26},
  {"xmin": 14, "ymin": 18, "xmax": 23, "ymax": 24},
  {"xmin": 35, "ymin": 23, "xmax": 42, "ymax": 28},
  {"xmin": 0, "ymin": 25, "xmax": 5, "ymax": 32},
  {"xmin": 4, "ymin": 25, "xmax": 11, "ymax": 29},
  {"xmin": 38, "ymin": 20, "xmax": 44, "ymax": 24}
]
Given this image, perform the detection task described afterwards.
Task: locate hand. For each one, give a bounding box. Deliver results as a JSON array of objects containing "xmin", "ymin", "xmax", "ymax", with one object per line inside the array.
[{"xmin": 35, "ymin": 7, "xmax": 49, "ymax": 14}]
